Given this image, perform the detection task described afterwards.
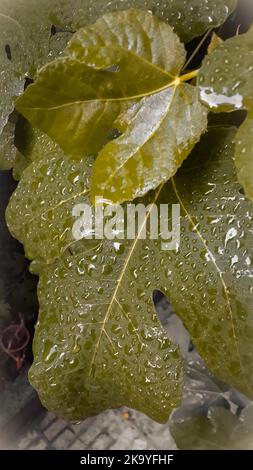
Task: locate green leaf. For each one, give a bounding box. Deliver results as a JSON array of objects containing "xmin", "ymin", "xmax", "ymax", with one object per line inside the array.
[
  {"xmin": 91, "ymin": 84, "xmax": 207, "ymax": 204},
  {"xmin": 198, "ymin": 26, "xmax": 253, "ymax": 201},
  {"xmin": 0, "ymin": 14, "xmax": 27, "ymax": 136},
  {"xmin": 170, "ymin": 405, "xmax": 253, "ymax": 450},
  {"xmin": 67, "ymin": 9, "xmax": 185, "ymax": 74},
  {"xmin": 6, "ymin": 132, "xmax": 94, "ymax": 263},
  {"xmin": 67, "ymin": 0, "xmax": 237, "ymax": 44},
  {"xmin": 0, "ymin": 0, "xmax": 236, "ymax": 169},
  {"xmin": 0, "ymin": 0, "xmax": 85, "ymax": 76},
  {"xmin": 152, "ymin": 0, "xmax": 237, "ymax": 43},
  {"xmin": 28, "ymin": 235, "xmax": 183, "ymax": 423},
  {"xmin": 0, "ymin": 122, "xmax": 17, "ymax": 171},
  {"xmin": 16, "ymin": 10, "xmax": 208, "ymax": 202},
  {"xmin": 16, "ymin": 57, "xmax": 167, "ymax": 158},
  {"xmin": 6, "ymin": 127, "xmax": 253, "ymax": 421},
  {"xmin": 198, "ymin": 27, "xmax": 253, "ymax": 112},
  {"xmin": 16, "ymin": 10, "xmax": 186, "ymax": 159},
  {"xmin": 207, "ymin": 32, "xmax": 223, "ymax": 55},
  {"xmin": 235, "ymin": 109, "xmax": 253, "ymax": 201},
  {"xmin": 0, "ymin": 0, "xmax": 86, "ymax": 170}
]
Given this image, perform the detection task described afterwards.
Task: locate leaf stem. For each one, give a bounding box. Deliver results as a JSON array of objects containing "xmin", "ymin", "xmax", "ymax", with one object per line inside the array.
[{"xmin": 179, "ymin": 69, "xmax": 199, "ymax": 83}]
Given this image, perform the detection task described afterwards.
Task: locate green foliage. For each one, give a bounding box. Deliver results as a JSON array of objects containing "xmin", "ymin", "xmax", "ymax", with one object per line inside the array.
[
  {"xmin": 1, "ymin": 0, "xmax": 253, "ymax": 434},
  {"xmin": 171, "ymin": 405, "xmax": 253, "ymax": 450},
  {"xmin": 0, "ymin": 122, "xmax": 16, "ymax": 171},
  {"xmin": 0, "ymin": 0, "xmax": 236, "ymax": 172},
  {"xmin": 16, "ymin": 10, "xmax": 208, "ymax": 203},
  {"xmin": 198, "ymin": 26, "xmax": 253, "ymax": 201},
  {"xmin": 6, "ymin": 125, "xmax": 253, "ymax": 421}
]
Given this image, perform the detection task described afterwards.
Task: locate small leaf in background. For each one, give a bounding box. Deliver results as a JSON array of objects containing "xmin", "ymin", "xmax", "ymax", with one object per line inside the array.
[
  {"xmin": 207, "ymin": 32, "xmax": 223, "ymax": 54},
  {"xmin": 91, "ymin": 84, "xmax": 207, "ymax": 204},
  {"xmin": 235, "ymin": 109, "xmax": 253, "ymax": 201},
  {"xmin": 0, "ymin": 0, "xmax": 85, "ymax": 171},
  {"xmin": 0, "ymin": 0, "xmax": 86, "ymax": 76},
  {"xmin": 198, "ymin": 26, "xmax": 253, "ymax": 200},
  {"xmin": 6, "ymin": 126, "xmax": 253, "ymax": 421},
  {"xmin": 170, "ymin": 404, "xmax": 253, "ymax": 450}
]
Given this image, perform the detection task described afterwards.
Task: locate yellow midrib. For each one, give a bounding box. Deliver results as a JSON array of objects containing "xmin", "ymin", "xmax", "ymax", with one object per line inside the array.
[
  {"xmin": 88, "ymin": 183, "xmax": 164, "ymax": 376},
  {"xmin": 18, "ymin": 70, "xmax": 199, "ymax": 111},
  {"xmin": 97, "ymin": 85, "xmax": 178, "ymax": 191}
]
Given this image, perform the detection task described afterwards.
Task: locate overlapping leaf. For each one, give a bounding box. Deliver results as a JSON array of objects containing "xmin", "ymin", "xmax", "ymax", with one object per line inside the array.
[
  {"xmin": 0, "ymin": 0, "xmax": 236, "ymax": 171},
  {"xmin": 6, "ymin": 127, "xmax": 253, "ymax": 421},
  {"xmin": 66, "ymin": 0, "xmax": 238, "ymax": 44},
  {"xmin": 0, "ymin": 0, "xmax": 84, "ymax": 170},
  {"xmin": 16, "ymin": 10, "xmax": 208, "ymax": 203},
  {"xmin": 0, "ymin": 0, "xmax": 85, "ymax": 76},
  {"xmin": 67, "ymin": 8, "xmax": 185, "ymax": 74},
  {"xmin": 170, "ymin": 405, "xmax": 253, "ymax": 450},
  {"xmin": 16, "ymin": 10, "xmax": 185, "ymax": 156},
  {"xmin": 198, "ymin": 26, "xmax": 253, "ymax": 201},
  {"xmin": 90, "ymin": 84, "xmax": 207, "ymax": 204},
  {"xmin": 151, "ymin": 0, "xmax": 237, "ymax": 43}
]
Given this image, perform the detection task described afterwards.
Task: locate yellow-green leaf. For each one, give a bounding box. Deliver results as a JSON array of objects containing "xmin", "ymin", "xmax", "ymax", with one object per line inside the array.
[
  {"xmin": 67, "ymin": 9, "xmax": 186, "ymax": 74},
  {"xmin": 208, "ymin": 32, "xmax": 223, "ymax": 54},
  {"xmin": 91, "ymin": 84, "xmax": 208, "ymax": 204},
  {"xmin": 16, "ymin": 10, "xmax": 208, "ymax": 202},
  {"xmin": 16, "ymin": 10, "xmax": 186, "ymax": 159},
  {"xmin": 15, "ymin": 56, "xmax": 171, "ymax": 158}
]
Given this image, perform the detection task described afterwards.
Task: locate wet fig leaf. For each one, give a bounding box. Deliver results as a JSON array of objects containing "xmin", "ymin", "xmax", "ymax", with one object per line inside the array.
[
  {"xmin": 6, "ymin": 132, "xmax": 94, "ymax": 263},
  {"xmin": 28, "ymin": 233, "xmax": 183, "ymax": 423},
  {"xmin": 91, "ymin": 84, "xmax": 207, "ymax": 204},
  {"xmin": 15, "ymin": 57, "xmax": 168, "ymax": 158},
  {"xmin": 66, "ymin": 0, "xmax": 237, "ymax": 44},
  {"xmin": 153, "ymin": 0, "xmax": 237, "ymax": 43},
  {"xmin": 16, "ymin": 10, "xmax": 186, "ymax": 159},
  {"xmin": 0, "ymin": 14, "xmax": 27, "ymax": 136},
  {"xmin": 0, "ymin": 0, "xmax": 87, "ymax": 169},
  {"xmin": 16, "ymin": 10, "xmax": 208, "ymax": 201},
  {"xmin": 6, "ymin": 127, "xmax": 253, "ymax": 421},
  {"xmin": 0, "ymin": 0, "xmax": 236, "ymax": 169},
  {"xmin": 67, "ymin": 9, "xmax": 186, "ymax": 74},
  {"xmin": 198, "ymin": 27, "xmax": 253, "ymax": 112},
  {"xmin": 235, "ymin": 109, "xmax": 253, "ymax": 201},
  {"xmin": 0, "ymin": 122, "xmax": 17, "ymax": 171},
  {"xmin": 198, "ymin": 27, "xmax": 253, "ymax": 200},
  {"xmin": 170, "ymin": 404, "xmax": 253, "ymax": 450}
]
